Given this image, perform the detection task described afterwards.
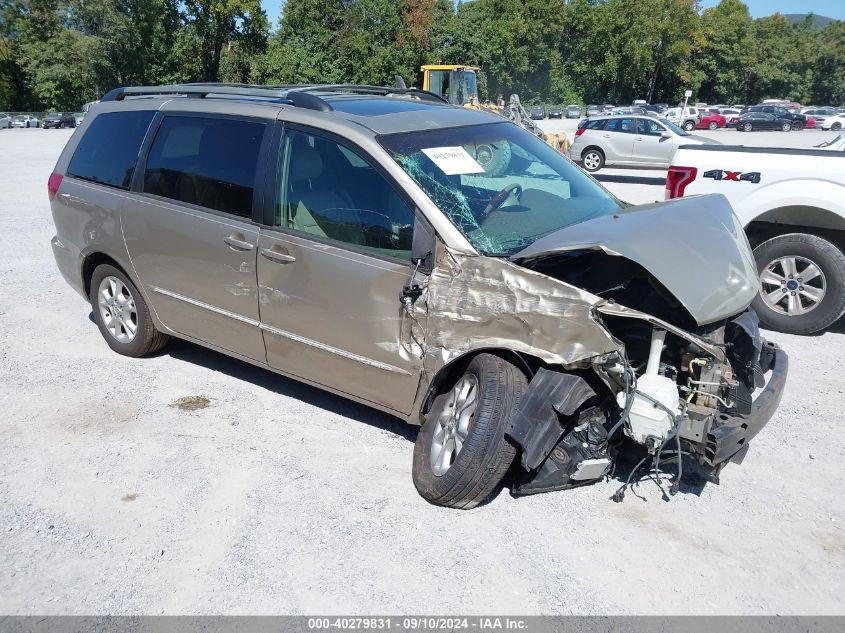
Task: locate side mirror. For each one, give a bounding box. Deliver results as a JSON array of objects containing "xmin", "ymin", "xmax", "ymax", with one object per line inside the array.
[
  {"xmin": 411, "ymin": 213, "xmax": 435, "ymax": 274},
  {"xmin": 661, "ymin": 131, "xmax": 672, "ymax": 139}
]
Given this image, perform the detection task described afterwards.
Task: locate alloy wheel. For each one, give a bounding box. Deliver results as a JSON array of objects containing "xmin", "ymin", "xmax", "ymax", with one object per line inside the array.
[
  {"xmin": 430, "ymin": 375, "xmax": 479, "ymax": 476},
  {"xmin": 97, "ymin": 276, "xmax": 139, "ymax": 343},
  {"xmin": 759, "ymin": 256, "xmax": 826, "ymax": 317},
  {"xmin": 583, "ymin": 152, "xmax": 601, "ymax": 171}
]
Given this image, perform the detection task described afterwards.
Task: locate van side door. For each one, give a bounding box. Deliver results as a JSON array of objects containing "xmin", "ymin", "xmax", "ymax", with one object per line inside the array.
[
  {"xmin": 121, "ymin": 113, "xmax": 270, "ymax": 361},
  {"xmin": 255, "ymin": 125, "xmax": 425, "ymax": 414}
]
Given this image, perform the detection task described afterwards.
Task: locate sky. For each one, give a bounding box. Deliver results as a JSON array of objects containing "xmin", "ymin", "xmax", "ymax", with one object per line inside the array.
[{"xmin": 259, "ymin": 0, "xmax": 845, "ymax": 27}]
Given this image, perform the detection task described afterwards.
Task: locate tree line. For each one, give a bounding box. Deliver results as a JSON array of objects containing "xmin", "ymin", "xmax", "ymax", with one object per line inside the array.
[{"xmin": 1, "ymin": 0, "xmax": 843, "ymax": 112}]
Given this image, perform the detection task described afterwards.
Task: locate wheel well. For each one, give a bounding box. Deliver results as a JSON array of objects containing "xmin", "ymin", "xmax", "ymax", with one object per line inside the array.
[
  {"xmin": 582, "ymin": 145, "xmax": 604, "ymax": 157},
  {"xmin": 420, "ymin": 349, "xmax": 542, "ymax": 417},
  {"xmin": 747, "ymin": 212, "xmax": 845, "ymax": 251},
  {"xmin": 81, "ymin": 253, "xmax": 127, "ymax": 296}
]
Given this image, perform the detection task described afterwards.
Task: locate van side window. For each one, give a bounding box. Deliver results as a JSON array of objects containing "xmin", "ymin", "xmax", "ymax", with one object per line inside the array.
[
  {"xmin": 67, "ymin": 111, "xmax": 155, "ymax": 190},
  {"xmin": 143, "ymin": 116, "xmax": 264, "ymax": 218},
  {"xmin": 278, "ymin": 130, "xmax": 415, "ymax": 260}
]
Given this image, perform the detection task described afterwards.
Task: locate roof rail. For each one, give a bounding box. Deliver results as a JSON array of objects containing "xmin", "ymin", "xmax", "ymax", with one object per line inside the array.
[
  {"xmin": 292, "ymin": 84, "xmax": 448, "ymax": 104},
  {"xmin": 99, "ymin": 82, "xmax": 447, "ymax": 110}
]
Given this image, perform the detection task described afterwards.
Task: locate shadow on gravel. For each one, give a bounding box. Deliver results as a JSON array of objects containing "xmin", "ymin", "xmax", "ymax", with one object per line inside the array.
[
  {"xmin": 161, "ymin": 337, "xmax": 418, "ymax": 442},
  {"xmin": 594, "ymin": 174, "xmax": 666, "ymax": 186}
]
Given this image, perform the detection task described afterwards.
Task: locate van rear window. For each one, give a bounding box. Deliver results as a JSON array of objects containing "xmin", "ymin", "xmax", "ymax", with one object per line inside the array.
[{"xmin": 67, "ymin": 111, "xmax": 155, "ymax": 190}]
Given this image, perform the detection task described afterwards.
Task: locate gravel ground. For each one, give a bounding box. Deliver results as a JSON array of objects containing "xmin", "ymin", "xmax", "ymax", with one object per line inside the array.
[{"xmin": 0, "ymin": 126, "xmax": 843, "ymax": 616}]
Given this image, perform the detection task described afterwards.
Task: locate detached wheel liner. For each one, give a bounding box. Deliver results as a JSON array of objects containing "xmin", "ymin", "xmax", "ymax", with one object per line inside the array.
[
  {"xmin": 752, "ymin": 233, "xmax": 845, "ymax": 335},
  {"xmin": 89, "ymin": 263, "xmax": 169, "ymax": 357},
  {"xmin": 413, "ymin": 354, "xmax": 526, "ymax": 509}
]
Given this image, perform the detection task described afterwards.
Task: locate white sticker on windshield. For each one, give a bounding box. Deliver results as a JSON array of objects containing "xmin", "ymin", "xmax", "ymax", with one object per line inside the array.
[{"xmin": 421, "ymin": 146, "xmax": 486, "ymax": 175}]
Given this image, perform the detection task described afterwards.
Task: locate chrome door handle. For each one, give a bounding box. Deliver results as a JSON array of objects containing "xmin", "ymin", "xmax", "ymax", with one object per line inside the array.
[
  {"xmin": 261, "ymin": 247, "xmax": 296, "ymax": 264},
  {"xmin": 224, "ymin": 234, "xmax": 254, "ymax": 251}
]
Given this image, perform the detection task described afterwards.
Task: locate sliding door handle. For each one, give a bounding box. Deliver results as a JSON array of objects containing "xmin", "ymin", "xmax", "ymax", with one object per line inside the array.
[{"xmin": 224, "ymin": 234, "xmax": 254, "ymax": 251}]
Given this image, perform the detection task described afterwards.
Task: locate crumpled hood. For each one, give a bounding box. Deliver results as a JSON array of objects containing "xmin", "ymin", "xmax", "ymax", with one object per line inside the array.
[{"xmin": 512, "ymin": 194, "xmax": 759, "ymax": 325}]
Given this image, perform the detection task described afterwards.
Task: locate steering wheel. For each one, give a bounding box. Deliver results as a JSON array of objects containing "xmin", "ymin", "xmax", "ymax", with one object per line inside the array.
[{"xmin": 482, "ymin": 183, "xmax": 522, "ymax": 216}]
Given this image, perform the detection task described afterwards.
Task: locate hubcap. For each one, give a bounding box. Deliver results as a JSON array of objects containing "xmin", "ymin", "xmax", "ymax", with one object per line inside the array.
[
  {"xmin": 430, "ymin": 375, "xmax": 479, "ymax": 476},
  {"xmin": 98, "ymin": 276, "xmax": 138, "ymax": 343},
  {"xmin": 583, "ymin": 153, "xmax": 600, "ymax": 170},
  {"xmin": 759, "ymin": 256, "xmax": 826, "ymax": 316}
]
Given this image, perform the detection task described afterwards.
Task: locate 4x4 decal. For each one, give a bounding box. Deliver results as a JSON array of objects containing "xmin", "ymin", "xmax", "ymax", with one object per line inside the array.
[{"xmin": 703, "ymin": 169, "xmax": 761, "ymax": 184}]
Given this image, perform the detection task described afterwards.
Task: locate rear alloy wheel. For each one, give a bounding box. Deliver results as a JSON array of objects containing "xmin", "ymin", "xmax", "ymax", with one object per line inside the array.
[
  {"xmin": 793, "ymin": 121, "xmax": 805, "ymax": 130},
  {"xmin": 708, "ymin": 121, "xmax": 718, "ymax": 130},
  {"xmin": 683, "ymin": 121, "xmax": 695, "ymax": 131},
  {"xmin": 89, "ymin": 264, "xmax": 169, "ymax": 357},
  {"xmin": 752, "ymin": 234, "xmax": 845, "ymax": 334},
  {"xmin": 781, "ymin": 122, "xmax": 792, "ymax": 132},
  {"xmin": 581, "ymin": 149, "xmax": 604, "ymax": 172},
  {"xmin": 743, "ymin": 122, "xmax": 753, "ymax": 132},
  {"xmin": 412, "ymin": 354, "xmax": 526, "ymax": 509},
  {"xmin": 832, "ymin": 123, "xmax": 842, "ymax": 131}
]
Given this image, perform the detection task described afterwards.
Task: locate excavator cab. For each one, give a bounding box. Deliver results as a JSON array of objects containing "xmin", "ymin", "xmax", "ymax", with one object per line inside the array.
[{"xmin": 421, "ymin": 65, "xmax": 480, "ymax": 107}]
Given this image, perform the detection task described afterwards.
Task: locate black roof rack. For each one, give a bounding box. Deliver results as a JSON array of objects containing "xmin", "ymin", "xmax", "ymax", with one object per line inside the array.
[{"xmin": 99, "ymin": 82, "xmax": 448, "ymax": 111}]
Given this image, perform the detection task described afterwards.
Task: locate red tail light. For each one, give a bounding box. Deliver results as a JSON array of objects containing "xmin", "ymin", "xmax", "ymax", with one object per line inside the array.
[
  {"xmin": 575, "ymin": 128, "xmax": 585, "ymax": 137},
  {"xmin": 47, "ymin": 171, "xmax": 63, "ymax": 202},
  {"xmin": 665, "ymin": 166, "xmax": 697, "ymax": 199}
]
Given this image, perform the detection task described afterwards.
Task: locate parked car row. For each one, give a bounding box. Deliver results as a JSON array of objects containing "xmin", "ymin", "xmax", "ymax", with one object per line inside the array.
[{"xmin": 0, "ymin": 112, "xmax": 86, "ymax": 129}]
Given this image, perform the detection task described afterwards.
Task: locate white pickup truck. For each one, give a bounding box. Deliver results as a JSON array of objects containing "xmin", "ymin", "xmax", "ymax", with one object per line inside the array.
[{"xmin": 668, "ymin": 134, "xmax": 845, "ymax": 334}]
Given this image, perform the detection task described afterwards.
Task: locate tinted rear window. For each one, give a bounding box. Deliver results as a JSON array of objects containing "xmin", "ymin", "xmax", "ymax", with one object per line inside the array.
[
  {"xmin": 67, "ymin": 111, "xmax": 155, "ymax": 189},
  {"xmin": 143, "ymin": 116, "xmax": 264, "ymax": 218}
]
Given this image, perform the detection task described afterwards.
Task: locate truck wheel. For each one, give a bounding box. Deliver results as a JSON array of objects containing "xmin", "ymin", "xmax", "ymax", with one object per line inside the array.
[
  {"xmin": 581, "ymin": 148, "xmax": 604, "ymax": 172},
  {"xmin": 683, "ymin": 121, "xmax": 695, "ymax": 131},
  {"xmin": 752, "ymin": 234, "xmax": 845, "ymax": 335},
  {"xmin": 412, "ymin": 354, "xmax": 526, "ymax": 509}
]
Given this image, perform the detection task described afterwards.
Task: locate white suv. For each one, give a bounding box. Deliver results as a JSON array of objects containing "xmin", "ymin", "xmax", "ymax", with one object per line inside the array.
[{"xmin": 663, "ymin": 107, "xmax": 700, "ymax": 131}]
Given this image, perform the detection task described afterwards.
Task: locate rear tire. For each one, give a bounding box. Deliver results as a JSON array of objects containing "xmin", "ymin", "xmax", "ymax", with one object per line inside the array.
[
  {"xmin": 89, "ymin": 264, "xmax": 169, "ymax": 357},
  {"xmin": 412, "ymin": 354, "xmax": 526, "ymax": 509},
  {"xmin": 743, "ymin": 122, "xmax": 753, "ymax": 132},
  {"xmin": 793, "ymin": 121, "xmax": 804, "ymax": 131},
  {"xmin": 832, "ymin": 122, "xmax": 842, "ymax": 131},
  {"xmin": 708, "ymin": 121, "xmax": 718, "ymax": 130},
  {"xmin": 751, "ymin": 234, "xmax": 845, "ymax": 335},
  {"xmin": 581, "ymin": 148, "xmax": 604, "ymax": 172}
]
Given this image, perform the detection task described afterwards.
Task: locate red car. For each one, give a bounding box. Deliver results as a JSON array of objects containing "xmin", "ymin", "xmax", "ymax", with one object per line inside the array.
[
  {"xmin": 805, "ymin": 117, "xmax": 818, "ymax": 129},
  {"xmin": 696, "ymin": 113, "xmax": 727, "ymax": 130}
]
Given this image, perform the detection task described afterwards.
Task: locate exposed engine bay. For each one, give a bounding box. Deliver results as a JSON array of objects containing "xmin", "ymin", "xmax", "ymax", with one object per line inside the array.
[{"xmin": 503, "ymin": 252, "xmax": 787, "ymax": 499}]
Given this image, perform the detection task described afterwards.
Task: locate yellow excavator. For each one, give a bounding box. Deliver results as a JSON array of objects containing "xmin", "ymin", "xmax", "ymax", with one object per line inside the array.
[{"xmin": 418, "ymin": 64, "xmax": 570, "ymax": 154}]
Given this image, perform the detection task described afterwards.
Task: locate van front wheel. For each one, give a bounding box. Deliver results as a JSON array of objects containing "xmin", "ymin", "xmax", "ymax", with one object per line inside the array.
[{"xmin": 412, "ymin": 354, "xmax": 526, "ymax": 509}]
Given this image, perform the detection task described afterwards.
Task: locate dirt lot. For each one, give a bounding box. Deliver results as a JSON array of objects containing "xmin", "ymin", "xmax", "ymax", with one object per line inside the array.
[{"xmin": 1, "ymin": 126, "xmax": 843, "ymax": 615}]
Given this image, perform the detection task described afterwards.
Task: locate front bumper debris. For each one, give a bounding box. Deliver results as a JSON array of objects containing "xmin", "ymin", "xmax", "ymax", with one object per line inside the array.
[{"xmin": 702, "ymin": 340, "xmax": 788, "ymax": 470}]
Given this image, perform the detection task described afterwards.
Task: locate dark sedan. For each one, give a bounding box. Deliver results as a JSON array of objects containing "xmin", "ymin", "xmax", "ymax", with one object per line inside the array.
[
  {"xmin": 529, "ymin": 105, "xmax": 546, "ymax": 120},
  {"xmin": 735, "ymin": 112, "xmax": 794, "ymax": 132},
  {"xmin": 42, "ymin": 112, "xmax": 77, "ymax": 129},
  {"xmin": 548, "ymin": 105, "xmax": 563, "ymax": 119}
]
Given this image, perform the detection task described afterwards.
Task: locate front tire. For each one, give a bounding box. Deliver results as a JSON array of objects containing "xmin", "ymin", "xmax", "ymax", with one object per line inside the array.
[
  {"xmin": 743, "ymin": 122, "xmax": 753, "ymax": 132},
  {"xmin": 781, "ymin": 122, "xmax": 792, "ymax": 132},
  {"xmin": 708, "ymin": 121, "xmax": 718, "ymax": 130},
  {"xmin": 581, "ymin": 148, "xmax": 604, "ymax": 172},
  {"xmin": 832, "ymin": 122, "xmax": 842, "ymax": 131},
  {"xmin": 89, "ymin": 264, "xmax": 169, "ymax": 357},
  {"xmin": 413, "ymin": 354, "xmax": 526, "ymax": 509},
  {"xmin": 752, "ymin": 234, "xmax": 845, "ymax": 335}
]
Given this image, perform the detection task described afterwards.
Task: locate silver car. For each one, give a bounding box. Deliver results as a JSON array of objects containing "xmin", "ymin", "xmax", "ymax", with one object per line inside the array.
[
  {"xmin": 0, "ymin": 113, "xmax": 11, "ymax": 129},
  {"xmin": 49, "ymin": 83, "xmax": 784, "ymax": 509},
  {"xmin": 11, "ymin": 115, "xmax": 39, "ymax": 128},
  {"xmin": 569, "ymin": 115, "xmax": 719, "ymax": 172}
]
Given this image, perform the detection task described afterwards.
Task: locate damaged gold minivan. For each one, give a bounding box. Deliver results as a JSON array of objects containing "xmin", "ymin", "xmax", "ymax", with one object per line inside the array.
[{"xmin": 50, "ymin": 84, "xmax": 787, "ymax": 509}]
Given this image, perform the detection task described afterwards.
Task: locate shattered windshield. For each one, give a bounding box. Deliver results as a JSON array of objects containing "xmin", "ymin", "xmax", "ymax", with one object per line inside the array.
[{"xmin": 378, "ymin": 122, "xmax": 621, "ymax": 256}]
